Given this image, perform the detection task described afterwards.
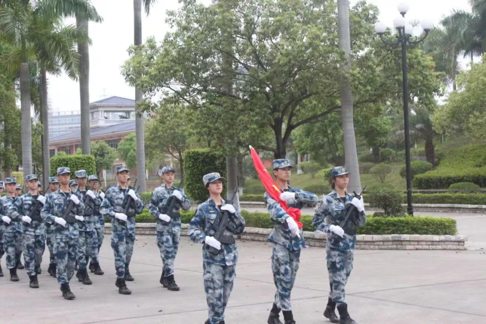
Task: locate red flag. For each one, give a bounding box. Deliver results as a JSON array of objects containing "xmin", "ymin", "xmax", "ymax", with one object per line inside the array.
[{"xmin": 249, "ymin": 146, "xmax": 303, "ymax": 229}]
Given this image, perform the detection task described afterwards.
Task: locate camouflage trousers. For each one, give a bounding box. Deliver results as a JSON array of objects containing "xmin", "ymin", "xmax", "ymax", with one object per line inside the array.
[
  {"xmin": 4, "ymin": 228, "xmax": 23, "ymax": 270},
  {"xmin": 271, "ymin": 243, "xmax": 301, "ymax": 311},
  {"xmin": 203, "ymin": 261, "xmax": 236, "ymax": 324},
  {"xmin": 111, "ymin": 229, "xmax": 135, "ymax": 279},
  {"xmin": 22, "ymin": 232, "xmax": 46, "ymax": 276},
  {"xmin": 77, "ymin": 229, "xmax": 98, "ymax": 270},
  {"xmin": 45, "ymin": 226, "xmax": 56, "ymax": 265},
  {"xmin": 54, "ymin": 236, "xmax": 77, "ymax": 284},
  {"xmin": 94, "ymin": 224, "xmax": 104, "ymax": 255},
  {"xmin": 156, "ymin": 225, "xmax": 181, "ymax": 278},
  {"xmin": 327, "ymin": 248, "xmax": 354, "ymax": 305},
  {"xmin": 0, "ymin": 228, "xmax": 4, "ymax": 260}
]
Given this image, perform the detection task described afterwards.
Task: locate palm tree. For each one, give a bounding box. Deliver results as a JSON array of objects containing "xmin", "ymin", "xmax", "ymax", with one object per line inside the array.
[
  {"xmin": 337, "ymin": 0, "xmax": 361, "ymax": 192},
  {"xmin": 133, "ymin": 0, "xmax": 156, "ymax": 193}
]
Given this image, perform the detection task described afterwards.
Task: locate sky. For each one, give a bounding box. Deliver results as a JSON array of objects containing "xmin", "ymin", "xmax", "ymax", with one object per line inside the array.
[{"xmin": 47, "ymin": 0, "xmax": 472, "ymax": 112}]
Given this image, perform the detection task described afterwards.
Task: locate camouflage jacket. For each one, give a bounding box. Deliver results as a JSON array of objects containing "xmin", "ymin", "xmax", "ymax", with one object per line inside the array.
[
  {"xmin": 1, "ymin": 196, "xmax": 21, "ymax": 234},
  {"xmin": 41, "ymin": 189, "xmax": 85, "ymax": 239},
  {"xmin": 189, "ymin": 198, "xmax": 245, "ymax": 266},
  {"xmin": 265, "ymin": 186, "xmax": 318, "ymax": 251},
  {"xmin": 93, "ymin": 192, "xmax": 104, "ymax": 228},
  {"xmin": 100, "ymin": 185, "xmax": 143, "ymax": 234},
  {"xmin": 9, "ymin": 193, "xmax": 46, "ymax": 235},
  {"xmin": 75, "ymin": 189, "xmax": 101, "ymax": 232},
  {"xmin": 149, "ymin": 184, "xmax": 191, "ymax": 232},
  {"xmin": 313, "ymin": 190, "xmax": 366, "ymax": 252}
]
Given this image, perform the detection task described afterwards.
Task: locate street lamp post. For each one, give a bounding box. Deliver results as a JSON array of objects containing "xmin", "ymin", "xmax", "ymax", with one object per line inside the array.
[{"xmin": 374, "ymin": 3, "xmax": 433, "ymax": 216}]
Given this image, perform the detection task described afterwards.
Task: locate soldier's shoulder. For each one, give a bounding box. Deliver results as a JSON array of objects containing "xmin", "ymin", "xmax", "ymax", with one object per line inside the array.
[
  {"xmin": 106, "ymin": 186, "xmax": 118, "ymax": 195},
  {"xmin": 197, "ymin": 200, "xmax": 211, "ymax": 211},
  {"xmin": 153, "ymin": 186, "xmax": 166, "ymax": 195}
]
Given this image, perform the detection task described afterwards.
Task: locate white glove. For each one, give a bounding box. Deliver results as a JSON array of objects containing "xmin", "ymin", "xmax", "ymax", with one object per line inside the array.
[
  {"xmin": 205, "ymin": 236, "xmax": 221, "ymax": 250},
  {"xmin": 37, "ymin": 195, "xmax": 46, "ymax": 205},
  {"xmin": 75, "ymin": 215, "xmax": 84, "ymax": 222},
  {"xmin": 280, "ymin": 192, "xmax": 296, "ymax": 204},
  {"xmin": 70, "ymin": 194, "xmax": 80, "ymax": 205},
  {"xmin": 115, "ymin": 213, "xmax": 128, "ymax": 222},
  {"xmin": 159, "ymin": 214, "xmax": 171, "ymax": 222},
  {"xmin": 128, "ymin": 189, "xmax": 138, "ymax": 201},
  {"xmin": 54, "ymin": 217, "xmax": 67, "ymax": 227},
  {"xmin": 100, "ymin": 192, "xmax": 105, "ymax": 199},
  {"xmin": 2, "ymin": 216, "xmax": 11, "ymax": 224},
  {"xmin": 221, "ymin": 204, "xmax": 236, "ymax": 214},
  {"xmin": 286, "ymin": 217, "xmax": 300, "ymax": 238},
  {"xmin": 22, "ymin": 216, "xmax": 32, "ymax": 224},
  {"xmin": 329, "ymin": 225, "xmax": 344, "ymax": 238},
  {"xmin": 351, "ymin": 197, "xmax": 365, "ymax": 212},
  {"xmin": 86, "ymin": 190, "xmax": 96, "ymax": 199},
  {"xmin": 172, "ymin": 190, "xmax": 183, "ymax": 200}
]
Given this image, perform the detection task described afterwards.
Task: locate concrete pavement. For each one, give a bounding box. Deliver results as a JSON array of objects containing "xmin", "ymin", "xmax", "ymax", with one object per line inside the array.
[{"xmin": 1, "ymin": 234, "xmax": 485, "ymax": 324}]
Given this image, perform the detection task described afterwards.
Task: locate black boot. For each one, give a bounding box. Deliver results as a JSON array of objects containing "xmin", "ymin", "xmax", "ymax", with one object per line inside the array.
[
  {"xmin": 0, "ymin": 264, "xmax": 3, "ymax": 277},
  {"xmin": 16, "ymin": 255, "xmax": 24, "ymax": 269},
  {"xmin": 125, "ymin": 264, "xmax": 134, "ymax": 281},
  {"xmin": 29, "ymin": 275, "xmax": 39, "ymax": 288},
  {"xmin": 10, "ymin": 268, "xmax": 19, "ymax": 282},
  {"xmin": 76, "ymin": 269, "xmax": 82, "ymax": 282},
  {"xmin": 60, "ymin": 283, "xmax": 76, "ymax": 300},
  {"xmin": 283, "ymin": 310, "xmax": 296, "ymax": 324},
  {"xmin": 92, "ymin": 262, "xmax": 104, "ymax": 275},
  {"xmin": 89, "ymin": 262, "xmax": 95, "ymax": 273},
  {"xmin": 47, "ymin": 263, "xmax": 55, "ymax": 277},
  {"xmin": 267, "ymin": 303, "xmax": 283, "ymax": 324},
  {"xmin": 324, "ymin": 298, "xmax": 339, "ymax": 323},
  {"xmin": 160, "ymin": 272, "xmax": 168, "ymax": 287},
  {"xmin": 51, "ymin": 264, "xmax": 57, "ymax": 277},
  {"xmin": 77, "ymin": 269, "xmax": 92, "ymax": 285},
  {"xmin": 115, "ymin": 278, "xmax": 132, "ymax": 295},
  {"xmin": 35, "ymin": 265, "xmax": 41, "ymax": 275},
  {"xmin": 337, "ymin": 304, "xmax": 357, "ymax": 324},
  {"xmin": 166, "ymin": 274, "xmax": 180, "ymax": 291}
]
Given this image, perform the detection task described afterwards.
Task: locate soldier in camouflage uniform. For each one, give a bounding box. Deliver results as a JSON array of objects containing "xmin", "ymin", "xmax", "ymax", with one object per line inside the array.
[
  {"xmin": 1, "ymin": 177, "xmax": 23, "ymax": 281},
  {"xmin": 15, "ymin": 185, "xmax": 22, "ymax": 197},
  {"xmin": 313, "ymin": 167, "xmax": 366, "ymax": 324},
  {"xmin": 14, "ymin": 184, "xmax": 24, "ymax": 269},
  {"xmin": 8, "ymin": 174, "xmax": 46, "ymax": 288},
  {"xmin": 87, "ymin": 175, "xmax": 105, "ymax": 276},
  {"xmin": 100, "ymin": 165, "xmax": 143, "ymax": 295},
  {"xmin": 0, "ymin": 181, "xmax": 4, "ymax": 277},
  {"xmin": 69, "ymin": 180, "xmax": 78, "ymax": 191},
  {"xmin": 189, "ymin": 172, "xmax": 246, "ymax": 324},
  {"xmin": 73, "ymin": 170, "xmax": 97, "ymax": 285},
  {"xmin": 149, "ymin": 166, "xmax": 191, "ymax": 291},
  {"xmin": 46, "ymin": 177, "xmax": 60, "ymax": 277},
  {"xmin": 41, "ymin": 167, "xmax": 85, "ymax": 300},
  {"xmin": 266, "ymin": 159, "xmax": 318, "ymax": 324}
]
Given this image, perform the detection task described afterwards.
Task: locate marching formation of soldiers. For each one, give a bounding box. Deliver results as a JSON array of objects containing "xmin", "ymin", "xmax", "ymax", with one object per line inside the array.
[{"xmin": 0, "ymin": 160, "xmax": 365, "ymax": 324}]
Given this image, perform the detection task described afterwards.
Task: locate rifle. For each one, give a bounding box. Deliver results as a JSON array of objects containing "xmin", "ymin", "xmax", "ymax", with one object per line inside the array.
[
  {"xmin": 27, "ymin": 197, "xmax": 45, "ymax": 222},
  {"xmin": 208, "ymin": 187, "xmax": 239, "ymax": 255},
  {"xmin": 333, "ymin": 186, "xmax": 367, "ymax": 237},
  {"xmin": 122, "ymin": 183, "xmax": 138, "ymax": 218},
  {"xmin": 61, "ymin": 199, "xmax": 77, "ymax": 224},
  {"xmin": 82, "ymin": 192, "xmax": 95, "ymax": 217},
  {"xmin": 159, "ymin": 194, "xmax": 182, "ymax": 225}
]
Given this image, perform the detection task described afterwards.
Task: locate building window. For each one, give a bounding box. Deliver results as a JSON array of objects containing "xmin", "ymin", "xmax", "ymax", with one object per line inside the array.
[
  {"xmin": 63, "ymin": 146, "xmax": 71, "ymax": 155},
  {"xmin": 49, "ymin": 149, "xmax": 56, "ymax": 158},
  {"xmin": 107, "ymin": 139, "xmax": 119, "ymax": 149}
]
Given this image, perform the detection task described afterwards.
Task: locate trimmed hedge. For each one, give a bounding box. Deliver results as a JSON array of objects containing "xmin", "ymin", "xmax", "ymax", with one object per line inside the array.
[
  {"xmin": 413, "ymin": 144, "xmax": 486, "ymax": 189},
  {"xmin": 363, "ymin": 193, "xmax": 486, "ymax": 205},
  {"xmin": 50, "ymin": 154, "xmax": 96, "ymax": 177},
  {"xmin": 400, "ymin": 161, "xmax": 433, "ymax": 179},
  {"xmin": 302, "ymin": 184, "xmax": 329, "ymax": 195},
  {"xmin": 449, "ymin": 182, "xmax": 481, "ymax": 193},
  {"xmin": 184, "ymin": 149, "xmax": 226, "ymax": 202},
  {"xmin": 240, "ymin": 194, "xmax": 265, "ymax": 202},
  {"xmin": 129, "ymin": 209, "xmax": 457, "ymax": 235}
]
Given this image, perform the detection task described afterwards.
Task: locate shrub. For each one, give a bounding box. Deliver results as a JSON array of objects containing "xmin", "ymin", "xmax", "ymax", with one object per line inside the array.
[
  {"xmin": 370, "ymin": 163, "xmax": 393, "ymax": 183},
  {"xmin": 411, "ymin": 193, "xmax": 486, "ymax": 205},
  {"xmin": 50, "ymin": 154, "xmax": 96, "ymax": 177},
  {"xmin": 243, "ymin": 179, "xmax": 265, "ymax": 194},
  {"xmin": 380, "ymin": 148, "xmax": 397, "ymax": 163},
  {"xmin": 359, "ymin": 162, "xmax": 375, "ymax": 174},
  {"xmin": 367, "ymin": 188, "xmax": 405, "ymax": 217},
  {"xmin": 240, "ymin": 194, "xmax": 265, "ymax": 202},
  {"xmin": 448, "ymin": 182, "xmax": 481, "ymax": 193},
  {"xmin": 320, "ymin": 168, "xmax": 333, "ymax": 180},
  {"xmin": 183, "ymin": 149, "xmax": 226, "ymax": 202},
  {"xmin": 12, "ymin": 171, "xmax": 24, "ymax": 185},
  {"xmin": 302, "ymin": 184, "xmax": 330, "ymax": 195},
  {"xmin": 298, "ymin": 161, "xmax": 322, "ymax": 179},
  {"xmin": 400, "ymin": 161, "xmax": 433, "ymax": 179},
  {"xmin": 366, "ymin": 183, "xmax": 395, "ymax": 193},
  {"xmin": 359, "ymin": 152, "xmax": 374, "ymax": 163}
]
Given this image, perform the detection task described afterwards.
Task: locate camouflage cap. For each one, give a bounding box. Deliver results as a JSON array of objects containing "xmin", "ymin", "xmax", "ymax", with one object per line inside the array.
[
  {"xmin": 158, "ymin": 166, "xmax": 175, "ymax": 176},
  {"xmin": 203, "ymin": 172, "xmax": 226, "ymax": 186},
  {"xmin": 25, "ymin": 174, "xmax": 38, "ymax": 182},
  {"xmin": 15, "ymin": 184, "xmax": 21, "ymax": 190},
  {"xmin": 5, "ymin": 177, "xmax": 17, "ymax": 184},
  {"xmin": 0, "ymin": 181, "xmax": 4, "ymax": 188},
  {"xmin": 57, "ymin": 167, "xmax": 71, "ymax": 176},
  {"xmin": 88, "ymin": 175, "xmax": 99, "ymax": 182},
  {"xmin": 330, "ymin": 166, "xmax": 350, "ymax": 178},
  {"xmin": 49, "ymin": 177, "xmax": 60, "ymax": 184},
  {"xmin": 69, "ymin": 180, "xmax": 78, "ymax": 187},
  {"xmin": 116, "ymin": 165, "xmax": 129, "ymax": 174},
  {"xmin": 272, "ymin": 159, "xmax": 293, "ymax": 170},
  {"xmin": 75, "ymin": 170, "xmax": 87, "ymax": 179}
]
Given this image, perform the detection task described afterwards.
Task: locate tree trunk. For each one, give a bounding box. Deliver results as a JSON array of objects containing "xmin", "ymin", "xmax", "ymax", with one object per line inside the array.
[
  {"xmin": 425, "ymin": 137, "xmax": 435, "ymax": 166},
  {"xmin": 273, "ymin": 121, "xmax": 287, "ymax": 159},
  {"xmin": 237, "ymin": 154, "xmax": 245, "ymax": 188},
  {"xmin": 372, "ymin": 147, "xmax": 380, "ymax": 163},
  {"xmin": 40, "ymin": 67, "xmax": 50, "ymax": 186},
  {"xmin": 178, "ymin": 151, "xmax": 184, "ymax": 189},
  {"xmin": 20, "ymin": 61, "xmax": 32, "ymax": 177},
  {"xmin": 134, "ymin": 0, "xmax": 147, "ymax": 193},
  {"xmin": 338, "ymin": 0, "xmax": 361, "ymax": 192},
  {"xmin": 77, "ymin": 15, "xmax": 91, "ymax": 154}
]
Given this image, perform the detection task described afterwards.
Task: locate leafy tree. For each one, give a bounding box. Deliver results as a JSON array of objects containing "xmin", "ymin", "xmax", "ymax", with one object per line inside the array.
[
  {"xmin": 370, "ymin": 163, "xmax": 392, "ymax": 183},
  {"xmin": 91, "ymin": 141, "xmax": 117, "ymax": 176},
  {"xmin": 117, "ymin": 133, "xmax": 137, "ymax": 169}
]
